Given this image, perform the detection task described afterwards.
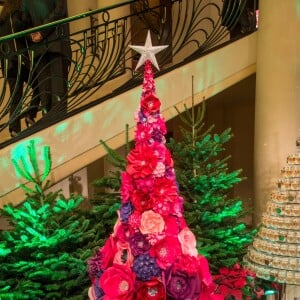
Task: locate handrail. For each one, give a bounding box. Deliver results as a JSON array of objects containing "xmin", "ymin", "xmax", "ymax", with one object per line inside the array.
[
  {"xmin": 0, "ymin": 0, "xmax": 257, "ymax": 147},
  {"xmin": 0, "ymin": 0, "xmax": 135, "ymax": 42}
]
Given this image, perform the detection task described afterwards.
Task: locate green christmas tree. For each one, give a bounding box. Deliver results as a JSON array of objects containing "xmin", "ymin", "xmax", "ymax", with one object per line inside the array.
[
  {"xmin": 168, "ymin": 100, "xmax": 255, "ymax": 272},
  {"xmin": 0, "ymin": 141, "xmax": 101, "ymax": 299}
]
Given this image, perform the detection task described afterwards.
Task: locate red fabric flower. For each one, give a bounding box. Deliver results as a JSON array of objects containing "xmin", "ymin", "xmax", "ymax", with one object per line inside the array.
[
  {"xmin": 100, "ymin": 235, "xmax": 117, "ymax": 269},
  {"xmin": 126, "ymin": 144, "xmax": 158, "ymax": 178},
  {"xmin": 152, "ymin": 178, "xmax": 178, "ymax": 204},
  {"xmin": 135, "ymin": 123, "xmax": 153, "ymax": 143},
  {"xmin": 141, "ymin": 94, "xmax": 161, "ymax": 115},
  {"xmin": 120, "ymin": 172, "xmax": 134, "ymax": 202},
  {"xmin": 164, "ymin": 216, "xmax": 180, "ymax": 236},
  {"xmin": 136, "ymin": 279, "xmax": 166, "ymax": 300},
  {"xmin": 100, "ymin": 265, "xmax": 136, "ymax": 299},
  {"xmin": 135, "ymin": 176, "xmax": 154, "ymax": 193},
  {"xmin": 174, "ymin": 254, "xmax": 199, "ymax": 276},
  {"xmin": 131, "ymin": 189, "xmax": 154, "ymax": 212},
  {"xmin": 150, "ymin": 236, "xmax": 181, "ymax": 269}
]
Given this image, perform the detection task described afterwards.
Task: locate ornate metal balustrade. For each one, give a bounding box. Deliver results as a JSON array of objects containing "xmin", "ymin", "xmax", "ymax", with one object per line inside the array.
[{"xmin": 0, "ymin": 0, "xmax": 257, "ymax": 147}]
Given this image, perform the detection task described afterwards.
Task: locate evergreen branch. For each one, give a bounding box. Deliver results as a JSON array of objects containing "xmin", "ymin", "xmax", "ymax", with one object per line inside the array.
[
  {"xmin": 28, "ymin": 140, "xmax": 40, "ymax": 180},
  {"xmin": 41, "ymin": 145, "xmax": 52, "ymax": 182}
]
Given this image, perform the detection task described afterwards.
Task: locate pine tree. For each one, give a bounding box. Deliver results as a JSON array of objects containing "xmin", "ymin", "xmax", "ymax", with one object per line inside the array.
[
  {"xmin": 168, "ymin": 97, "xmax": 255, "ymax": 272},
  {"xmin": 0, "ymin": 140, "xmax": 101, "ymax": 299}
]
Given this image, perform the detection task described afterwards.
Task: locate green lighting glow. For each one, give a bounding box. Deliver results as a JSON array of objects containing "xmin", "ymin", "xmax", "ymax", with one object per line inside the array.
[
  {"xmin": 297, "ymin": 0, "xmax": 300, "ymax": 18},
  {"xmin": 10, "ymin": 138, "xmax": 43, "ymax": 179},
  {"xmin": 55, "ymin": 122, "xmax": 69, "ymax": 135},
  {"xmin": 83, "ymin": 111, "xmax": 93, "ymax": 124}
]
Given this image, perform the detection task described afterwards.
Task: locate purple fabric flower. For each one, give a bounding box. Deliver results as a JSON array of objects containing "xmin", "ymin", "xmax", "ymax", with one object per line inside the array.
[
  {"xmin": 129, "ymin": 232, "xmax": 151, "ymax": 256},
  {"xmin": 88, "ymin": 250, "xmax": 103, "ymax": 279},
  {"xmin": 94, "ymin": 274, "xmax": 104, "ymax": 300},
  {"xmin": 152, "ymin": 127, "xmax": 164, "ymax": 143},
  {"xmin": 165, "ymin": 268, "xmax": 201, "ymax": 300},
  {"xmin": 120, "ymin": 201, "xmax": 134, "ymax": 223},
  {"xmin": 133, "ymin": 253, "xmax": 161, "ymax": 281}
]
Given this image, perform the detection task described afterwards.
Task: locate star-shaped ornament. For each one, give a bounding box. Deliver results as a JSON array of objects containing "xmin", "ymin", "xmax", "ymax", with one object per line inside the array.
[{"xmin": 129, "ymin": 30, "xmax": 168, "ymax": 71}]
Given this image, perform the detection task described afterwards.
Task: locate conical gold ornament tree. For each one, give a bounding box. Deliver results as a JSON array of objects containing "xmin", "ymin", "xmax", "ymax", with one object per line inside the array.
[{"xmin": 245, "ymin": 142, "xmax": 300, "ymax": 286}]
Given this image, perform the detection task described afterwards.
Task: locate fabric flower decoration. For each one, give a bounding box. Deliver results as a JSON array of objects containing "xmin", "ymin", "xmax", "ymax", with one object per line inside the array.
[
  {"xmin": 152, "ymin": 117, "xmax": 167, "ymax": 135},
  {"xmin": 126, "ymin": 144, "xmax": 158, "ymax": 178},
  {"xmin": 133, "ymin": 253, "xmax": 161, "ymax": 281},
  {"xmin": 136, "ymin": 279, "xmax": 166, "ymax": 300},
  {"xmin": 165, "ymin": 267, "xmax": 201, "ymax": 300},
  {"xmin": 139, "ymin": 210, "xmax": 165, "ymax": 235},
  {"xmin": 152, "ymin": 178, "xmax": 178, "ymax": 203},
  {"xmin": 162, "ymin": 216, "xmax": 180, "ymax": 236},
  {"xmin": 129, "ymin": 232, "xmax": 151, "ymax": 256},
  {"xmin": 131, "ymin": 189, "xmax": 154, "ymax": 212},
  {"xmin": 153, "ymin": 198, "xmax": 172, "ymax": 216},
  {"xmin": 114, "ymin": 221, "xmax": 135, "ymax": 243},
  {"xmin": 88, "ymin": 250, "xmax": 103, "ymax": 282},
  {"xmin": 120, "ymin": 202, "xmax": 134, "ymax": 223},
  {"xmin": 178, "ymin": 227, "xmax": 198, "ymax": 257},
  {"xmin": 94, "ymin": 274, "xmax": 105, "ymax": 300},
  {"xmin": 120, "ymin": 172, "xmax": 134, "ymax": 202},
  {"xmin": 150, "ymin": 236, "xmax": 181, "ymax": 269},
  {"xmin": 99, "ymin": 235, "xmax": 117, "ymax": 270},
  {"xmin": 128, "ymin": 210, "xmax": 142, "ymax": 230},
  {"xmin": 135, "ymin": 123, "xmax": 153, "ymax": 143},
  {"xmin": 135, "ymin": 175, "xmax": 154, "ymax": 193},
  {"xmin": 174, "ymin": 254, "xmax": 199, "ymax": 276},
  {"xmin": 141, "ymin": 94, "xmax": 161, "ymax": 115},
  {"xmin": 100, "ymin": 265, "xmax": 136, "ymax": 299},
  {"xmin": 153, "ymin": 161, "xmax": 166, "ymax": 177},
  {"xmin": 113, "ymin": 241, "xmax": 133, "ymax": 267}
]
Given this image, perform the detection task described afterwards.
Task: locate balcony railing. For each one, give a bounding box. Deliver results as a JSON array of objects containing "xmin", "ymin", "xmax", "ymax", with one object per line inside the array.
[{"xmin": 0, "ymin": 0, "xmax": 257, "ymax": 147}]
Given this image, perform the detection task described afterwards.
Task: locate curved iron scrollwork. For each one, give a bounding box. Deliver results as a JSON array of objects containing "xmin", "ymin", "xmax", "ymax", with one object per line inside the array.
[{"xmin": 0, "ymin": 0, "xmax": 257, "ymax": 146}]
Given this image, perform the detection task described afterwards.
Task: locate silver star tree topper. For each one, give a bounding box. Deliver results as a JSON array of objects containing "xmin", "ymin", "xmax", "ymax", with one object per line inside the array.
[{"xmin": 129, "ymin": 30, "xmax": 168, "ymax": 71}]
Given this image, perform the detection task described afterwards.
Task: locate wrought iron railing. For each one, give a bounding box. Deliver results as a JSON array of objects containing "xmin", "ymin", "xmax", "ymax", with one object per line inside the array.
[{"xmin": 0, "ymin": 0, "xmax": 257, "ymax": 147}]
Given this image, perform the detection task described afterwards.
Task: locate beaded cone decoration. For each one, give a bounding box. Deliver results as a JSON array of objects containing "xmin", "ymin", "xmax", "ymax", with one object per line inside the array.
[
  {"xmin": 87, "ymin": 60, "xmax": 222, "ymax": 300},
  {"xmin": 244, "ymin": 144, "xmax": 300, "ymax": 285}
]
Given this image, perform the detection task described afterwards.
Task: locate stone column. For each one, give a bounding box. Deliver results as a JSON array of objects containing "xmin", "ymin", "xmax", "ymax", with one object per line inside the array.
[{"xmin": 254, "ymin": 0, "xmax": 300, "ymax": 225}]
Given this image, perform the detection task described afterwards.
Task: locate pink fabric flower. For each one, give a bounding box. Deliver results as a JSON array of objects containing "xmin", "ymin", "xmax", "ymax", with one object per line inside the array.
[
  {"xmin": 150, "ymin": 236, "xmax": 181, "ymax": 269},
  {"xmin": 128, "ymin": 210, "xmax": 142, "ymax": 230},
  {"xmin": 100, "ymin": 265, "xmax": 136, "ymax": 299},
  {"xmin": 153, "ymin": 161, "xmax": 166, "ymax": 177},
  {"xmin": 135, "ymin": 123, "xmax": 153, "ymax": 143},
  {"xmin": 113, "ymin": 241, "xmax": 133, "ymax": 267},
  {"xmin": 139, "ymin": 210, "xmax": 165, "ymax": 235},
  {"xmin": 178, "ymin": 227, "xmax": 198, "ymax": 257}
]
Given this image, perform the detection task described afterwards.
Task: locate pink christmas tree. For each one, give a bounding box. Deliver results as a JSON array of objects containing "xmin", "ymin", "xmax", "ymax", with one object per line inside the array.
[{"xmin": 87, "ymin": 32, "xmax": 222, "ymax": 300}]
